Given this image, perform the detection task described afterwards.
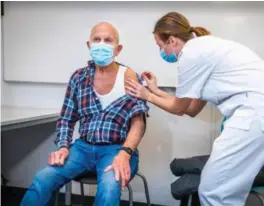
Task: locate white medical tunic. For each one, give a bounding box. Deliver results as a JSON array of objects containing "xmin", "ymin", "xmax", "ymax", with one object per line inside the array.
[{"xmin": 176, "ymin": 36, "xmax": 264, "ymax": 131}]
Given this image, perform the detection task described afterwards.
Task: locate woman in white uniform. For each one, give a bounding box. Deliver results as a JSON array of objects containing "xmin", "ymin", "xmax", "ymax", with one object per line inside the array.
[{"xmin": 126, "ymin": 12, "xmax": 264, "ymax": 206}]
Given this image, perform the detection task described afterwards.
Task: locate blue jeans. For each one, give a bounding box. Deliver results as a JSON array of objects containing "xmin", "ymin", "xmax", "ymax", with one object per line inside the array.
[{"xmin": 20, "ymin": 139, "xmax": 139, "ymax": 206}]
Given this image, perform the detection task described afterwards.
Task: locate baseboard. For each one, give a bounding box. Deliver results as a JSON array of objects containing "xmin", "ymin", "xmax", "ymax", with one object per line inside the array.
[{"xmin": 1, "ymin": 186, "xmax": 162, "ymax": 206}]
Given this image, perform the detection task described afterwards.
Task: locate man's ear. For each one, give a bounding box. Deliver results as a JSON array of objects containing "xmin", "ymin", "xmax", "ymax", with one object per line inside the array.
[
  {"xmin": 115, "ymin": 44, "xmax": 123, "ymax": 56},
  {"xmin": 87, "ymin": 41, "xmax": 90, "ymax": 49}
]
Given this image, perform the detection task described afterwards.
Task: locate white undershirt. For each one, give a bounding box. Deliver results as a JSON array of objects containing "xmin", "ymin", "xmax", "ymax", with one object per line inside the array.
[{"xmin": 95, "ymin": 65, "xmax": 127, "ymax": 110}]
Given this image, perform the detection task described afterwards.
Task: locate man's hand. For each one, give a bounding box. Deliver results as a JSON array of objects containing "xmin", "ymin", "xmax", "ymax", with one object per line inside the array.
[
  {"xmin": 104, "ymin": 150, "xmax": 131, "ymax": 190},
  {"xmin": 48, "ymin": 147, "xmax": 69, "ymax": 166}
]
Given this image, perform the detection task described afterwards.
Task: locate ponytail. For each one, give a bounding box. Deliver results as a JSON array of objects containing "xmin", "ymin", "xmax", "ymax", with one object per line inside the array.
[
  {"xmin": 192, "ymin": 26, "xmax": 211, "ymax": 37},
  {"xmin": 154, "ymin": 12, "xmax": 211, "ymax": 42}
]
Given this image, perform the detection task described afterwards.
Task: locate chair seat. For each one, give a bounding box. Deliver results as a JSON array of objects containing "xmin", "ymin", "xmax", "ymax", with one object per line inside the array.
[
  {"xmin": 53, "ymin": 172, "xmax": 151, "ymax": 206},
  {"xmin": 74, "ymin": 172, "xmax": 97, "ymax": 185}
]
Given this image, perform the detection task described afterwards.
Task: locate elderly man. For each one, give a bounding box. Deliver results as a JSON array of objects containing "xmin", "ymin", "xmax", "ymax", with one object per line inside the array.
[{"xmin": 20, "ymin": 22, "xmax": 149, "ymax": 206}]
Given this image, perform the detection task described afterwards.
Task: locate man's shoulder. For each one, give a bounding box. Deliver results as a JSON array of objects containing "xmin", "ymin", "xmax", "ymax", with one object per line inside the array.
[{"xmin": 124, "ymin": 68, "xmax": 140, "ymax": 82}]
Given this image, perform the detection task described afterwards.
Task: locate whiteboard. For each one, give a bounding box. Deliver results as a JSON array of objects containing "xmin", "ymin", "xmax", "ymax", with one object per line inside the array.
[{"xmin": 3, "ymin": 2, "xmax": 264, "ymax": 86}]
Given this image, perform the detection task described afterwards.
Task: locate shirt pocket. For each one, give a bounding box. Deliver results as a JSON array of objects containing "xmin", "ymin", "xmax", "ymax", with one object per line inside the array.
[
  {"xmin": 224, "ymin": 108, "xmax": 256, "ymax": 131},
  {"xmin": 225, "ymin": 116, "xmax": 252, "ymax": 131}
]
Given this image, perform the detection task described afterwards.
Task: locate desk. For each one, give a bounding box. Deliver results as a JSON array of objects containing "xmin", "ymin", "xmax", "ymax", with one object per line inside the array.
[
  {"xmin": 1, "ymin": 106, "xmax": 72, "ymax": 205},
  {"xmin": 1, "ymin": 106, "xmax": 59, "ymax": 131},
  {"xmin": 0, "ymin": 106, "xmax": 73, "ymax": 205}
]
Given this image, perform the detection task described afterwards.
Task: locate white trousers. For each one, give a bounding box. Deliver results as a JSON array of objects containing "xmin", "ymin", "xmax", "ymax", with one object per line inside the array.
[{"xmin": 199, "ymin": 117, "xmax": 264, "ymax": 206}]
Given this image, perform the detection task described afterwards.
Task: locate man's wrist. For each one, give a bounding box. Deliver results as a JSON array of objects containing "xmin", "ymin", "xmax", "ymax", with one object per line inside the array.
[
  {"xmin": 59, "ymin": 146, "xmax": 69, "ymax": 151},
  {"xmin": 120, "ymin": 146, "xmax": 134, "ymax": 156},
  {"xmin": 119, "ymin": 150, "xmax": 131, "ymax": 159}
]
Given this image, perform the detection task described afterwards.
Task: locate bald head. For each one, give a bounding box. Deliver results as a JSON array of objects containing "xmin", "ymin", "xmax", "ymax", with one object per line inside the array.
[
  {"xmin": 87, "ymin": 22, "xmax": 123, "ymax": 61},
  {"xmin": 90, "ymin": 22, "xmax": 119, "ymax": 44}
]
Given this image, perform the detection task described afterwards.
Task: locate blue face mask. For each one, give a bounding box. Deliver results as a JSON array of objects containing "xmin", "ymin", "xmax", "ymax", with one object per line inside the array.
[
  {"xmin": 90, "ymin": 43, "xmax": 115, "ymax": 66},
  {"xmin": 160, "ymin": 48, "xmax": 177, "ymax": 63}
]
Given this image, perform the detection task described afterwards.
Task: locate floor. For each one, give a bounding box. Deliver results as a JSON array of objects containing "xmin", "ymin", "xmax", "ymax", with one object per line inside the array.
[{"xmin": 1, "ymin": 186, "xmax": 162, "ymax": 206}]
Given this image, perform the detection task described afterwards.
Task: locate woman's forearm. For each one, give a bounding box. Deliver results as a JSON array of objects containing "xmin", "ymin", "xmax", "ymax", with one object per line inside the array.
[
  {"xmin": 148, "ymin": 93, "xmax": 191, "ymax": 116},
  {"xmin": 185, "ymin": 99, "xmax": 207, "ymax": 117},
  {"xmin": 152, "ymin": 88, "xmax": 175, "ymax": 100},
  {"xmin": 151, "ymin": 88, "xmax": 206, "ymax": 117}
]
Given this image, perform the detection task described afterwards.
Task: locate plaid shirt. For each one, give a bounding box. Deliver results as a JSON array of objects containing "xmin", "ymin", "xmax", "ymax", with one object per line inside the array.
[{"xmin": 55, "ymin": 61, "xmax": 149, "ymax": 149}]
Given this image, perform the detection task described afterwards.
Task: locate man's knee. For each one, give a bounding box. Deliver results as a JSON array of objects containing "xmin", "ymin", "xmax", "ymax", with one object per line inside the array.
[
  {"xmin": 98, "ymin": 171, "xmax": 121, "ymax": 200},
  {"xmin": 31, "ymin": 167, "xmax": 59, "ymax": 192},
  {"xmin": 21, "ymin": 167, "xmax": 59, "ymax": 205}
]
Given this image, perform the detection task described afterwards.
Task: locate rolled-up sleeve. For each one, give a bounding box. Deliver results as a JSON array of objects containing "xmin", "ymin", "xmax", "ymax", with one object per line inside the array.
[
  {"xmin": 176, "ymin": 55, "xmax": 214, "ymax": 99},
  {"xmin": 129, "ymin": 99, "xmax": 149, "ymax": 118}
]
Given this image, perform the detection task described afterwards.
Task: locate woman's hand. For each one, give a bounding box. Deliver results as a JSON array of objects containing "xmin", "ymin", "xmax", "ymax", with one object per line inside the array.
[
  {"xmin": 126, "ymin": 79, "xmax": 152, "ymax": 101},
  {"xmin": 141, "ymin": 71, "xmax": 158, "ymax": 93}
]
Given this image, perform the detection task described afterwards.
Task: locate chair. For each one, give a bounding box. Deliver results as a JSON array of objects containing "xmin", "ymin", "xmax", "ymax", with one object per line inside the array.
[
  {"xmin": 179, "ymin": 168, "xmax": 264, "ymax": 206},
  {"xmin": 53, "ymin": 171, "xmax": 151, "ymax": 206}
]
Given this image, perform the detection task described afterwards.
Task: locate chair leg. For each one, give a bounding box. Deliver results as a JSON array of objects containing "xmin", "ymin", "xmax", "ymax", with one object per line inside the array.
[
  {"xmin": 187, "ymin": 195, "xmax": 192, "ymax": 206},
  {"xmin": 136, "ymin": 173, "xmax": 151, "ymax": 206},
  {"xmin": 65, "ymin": 182, "xmax": 72, "ymax": 206},
  {"xmin": 80, "ymin": 182, "xmax": 85, "ymax": 206},
  {"xmin": 53, "ymin": 189, "xmax": 59, "ymax": 206},
  {"xmin": 127, "ymin": 183, "xmax": 133, "ymax": 206}
]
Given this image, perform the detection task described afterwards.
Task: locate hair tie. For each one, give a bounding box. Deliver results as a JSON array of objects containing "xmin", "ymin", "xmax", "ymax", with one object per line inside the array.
[{"xmin": 190, "ymin": 27, "xmax": 194, "ymax": 33}]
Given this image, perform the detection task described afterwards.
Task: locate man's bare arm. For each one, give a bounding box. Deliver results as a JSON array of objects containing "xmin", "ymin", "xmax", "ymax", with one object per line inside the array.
[
  {"xmin": 123, "ymin": 68, "xmax": 146, "ymax": 150},
  {"xmin": 104, "ymin": 68, "xmax": 147, "ymax": 189},
  {"xmin": 104, "ymin": 114, "xmax": 145, "ymax": 189},
  {"xmin": 122, "ymin": 114, "xmax": 145, "ymax": 151}
]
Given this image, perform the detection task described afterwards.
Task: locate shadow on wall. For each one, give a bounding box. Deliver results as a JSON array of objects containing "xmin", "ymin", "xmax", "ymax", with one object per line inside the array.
[{"xmin": 1, "ymin": 122, "xmax": 56, "ymax": 173}]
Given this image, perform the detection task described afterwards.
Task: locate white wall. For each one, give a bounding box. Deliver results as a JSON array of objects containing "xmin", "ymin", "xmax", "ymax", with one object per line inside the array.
[
  {"xmin": 1, "ymin": 2, "xmax": 223, "ymax": 206},
  {"xmin": 3, "ymin": 2, "xmax": 264, "ymax": 85}
]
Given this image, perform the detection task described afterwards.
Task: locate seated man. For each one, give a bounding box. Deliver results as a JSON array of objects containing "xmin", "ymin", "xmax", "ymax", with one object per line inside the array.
[{"xmin": 20, "ymin": 22, "xmax": 149, "ymax": 206}]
